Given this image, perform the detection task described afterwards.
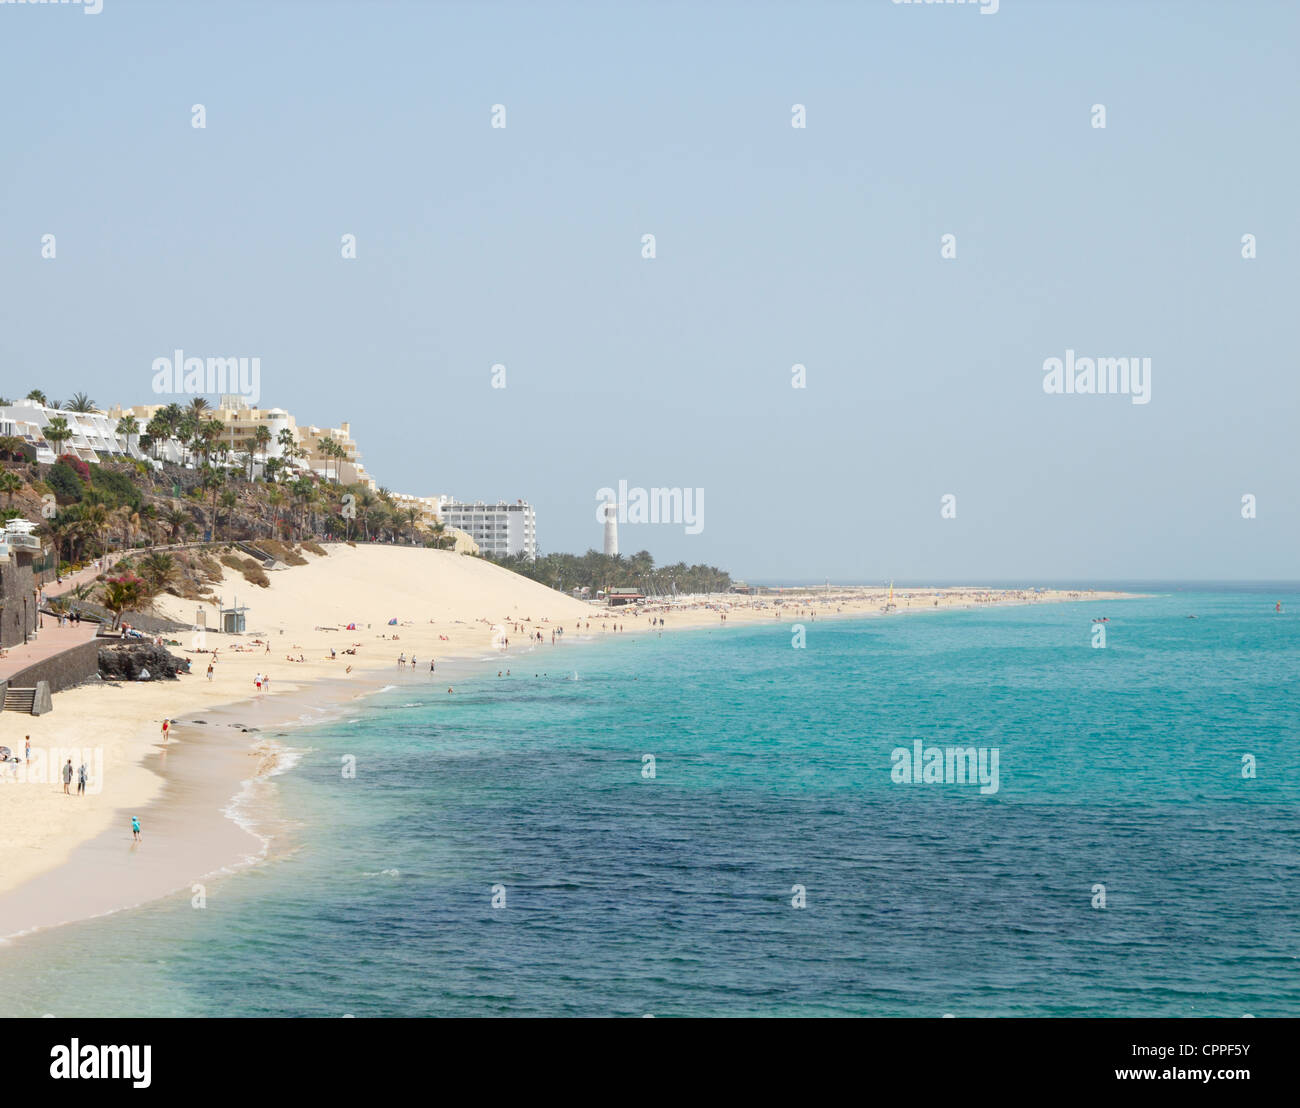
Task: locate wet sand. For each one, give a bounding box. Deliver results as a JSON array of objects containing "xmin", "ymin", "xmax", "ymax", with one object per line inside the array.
[{"xmin": 0, "ymin": 661, "xmax": 476, "ymax": 942}]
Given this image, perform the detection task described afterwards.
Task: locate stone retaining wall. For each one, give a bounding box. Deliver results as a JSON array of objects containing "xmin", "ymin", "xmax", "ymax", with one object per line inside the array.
[{"xmin": 3, "ymin": 637, "xmax": 103, "ymax": 695}]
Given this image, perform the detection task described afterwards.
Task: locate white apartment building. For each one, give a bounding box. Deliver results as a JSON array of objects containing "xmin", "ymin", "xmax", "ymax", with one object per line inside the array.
[
  {"xmin": 437, "ymin": 499, "xmax": 536, "ymax": 560},
  {"xmin": 0, "ymin": 398, "xmax": 141, "ymax": 465},
  {"xmin": 108, "ymin": 396, "xmax": 378, "ymax": 489}
]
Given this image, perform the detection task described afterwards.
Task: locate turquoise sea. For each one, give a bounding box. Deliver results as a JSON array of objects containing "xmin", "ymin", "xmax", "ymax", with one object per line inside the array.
[{"xmin": 2, "ymin": 588, "xmax": 1298, "ymax": 1016}]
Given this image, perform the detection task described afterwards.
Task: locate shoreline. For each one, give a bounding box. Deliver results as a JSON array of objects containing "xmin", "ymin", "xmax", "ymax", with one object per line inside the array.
[
  {"xmin": 0, "ymin": 654, "xmax": 491, "ymax": 944},
  {"xmin": 0, "ymin": 543, "xmax": 1139, "ymax": 941}
]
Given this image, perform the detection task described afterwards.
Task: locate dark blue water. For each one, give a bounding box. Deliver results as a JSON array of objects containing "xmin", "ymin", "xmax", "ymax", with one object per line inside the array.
[{"xmin": 3, "ymin": 590, "xmax": 1298, "ymax": 1016}]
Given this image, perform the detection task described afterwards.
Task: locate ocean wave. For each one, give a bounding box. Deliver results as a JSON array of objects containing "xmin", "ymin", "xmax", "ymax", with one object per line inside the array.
[
  {"xmin": 265, "ymin": 746, "xmax": 308, "ymax": 778},
  {"xmin": 219, "ymin": 739, "xmax": 307, "ymax": 855}
]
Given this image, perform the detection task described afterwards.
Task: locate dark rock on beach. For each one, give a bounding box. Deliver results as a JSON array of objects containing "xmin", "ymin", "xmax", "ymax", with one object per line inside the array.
[{"xmin": 98, "ymin": 642, "xmax": 188, "ymax": 682}]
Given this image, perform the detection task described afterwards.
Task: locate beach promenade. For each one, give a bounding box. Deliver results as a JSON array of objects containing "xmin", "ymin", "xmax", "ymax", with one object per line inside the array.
[{"xmin": 0, "ymin": 622, "xmax": 99, "ymax": 684}]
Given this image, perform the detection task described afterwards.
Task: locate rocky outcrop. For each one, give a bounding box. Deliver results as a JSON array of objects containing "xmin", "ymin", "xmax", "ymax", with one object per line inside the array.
[{"xmin": 98, "ymin": 642, "xmax": 188, "ymax": 681}]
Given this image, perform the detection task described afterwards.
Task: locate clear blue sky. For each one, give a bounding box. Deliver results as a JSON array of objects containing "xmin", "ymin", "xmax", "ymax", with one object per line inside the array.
[{"xmin": 2, "ymin": 0, "xmax": 1296, "ymax": 581}]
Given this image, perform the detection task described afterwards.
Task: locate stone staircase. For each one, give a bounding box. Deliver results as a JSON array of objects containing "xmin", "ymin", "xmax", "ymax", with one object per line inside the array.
[
  {"xmin": 234, "ymin": 541, "xmax": 278, "ymax": 568},
  {"xmin": 3, "ymin": 687, "xmax": 36, "ymax": 713},
  {"xmin": 0, "ymin": 681, "xmax": 51, "ymax": 715}
]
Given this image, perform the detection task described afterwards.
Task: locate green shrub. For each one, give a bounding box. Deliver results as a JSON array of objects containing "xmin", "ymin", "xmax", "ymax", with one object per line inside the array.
[
  {"xmin": 90, "ymin": 465, "xmax": 143, "ymax": 509},
  {"xmin": 46, "ymin": 461, "xmax": 83, "ymax": 504}
]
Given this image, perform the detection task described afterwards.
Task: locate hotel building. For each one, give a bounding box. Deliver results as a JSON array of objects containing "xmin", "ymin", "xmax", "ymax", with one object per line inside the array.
[
  {"xmin": 107, "ymin": 396, "xmax": 378, "ymax": 490},
  {"xmin": 0, "ymin": 399, "xmax": 140, "ymax": 465},
  {"xmin": 437, "ymin": 499, "xmax": 537, "ymax": 560}
]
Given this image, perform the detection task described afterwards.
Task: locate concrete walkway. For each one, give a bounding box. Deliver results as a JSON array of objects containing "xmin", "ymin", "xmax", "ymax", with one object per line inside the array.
[
  {"xmin": 41, "ymin": 556, "xmax": 127, "ymax": 599},
  {"xmin": 0, "ymin": 622, "xmax": 100, "ymax": 683}
]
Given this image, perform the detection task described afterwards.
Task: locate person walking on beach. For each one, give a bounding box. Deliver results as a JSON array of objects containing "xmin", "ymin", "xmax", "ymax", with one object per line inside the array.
[
  {"xmin": 162, "ymin": 718, "xmax": 170, "ymax": 744},
  {"xmin": 77, "ymin": 761, "xmax": 87, "ymax": 796},
  {"xmin": 207, "ymin": 661, "xmax": 214, "ymax": 681},
  {"xmin": 131, "ymin": 816, "xmax": 141, "ymax": 841},
  {"xmin": 25, "ymin": 735, "xmax": 30, "ymax": 766},
  {"xmin": 62, "ymin": 758, "xmax": 73, "ymax": 795}
]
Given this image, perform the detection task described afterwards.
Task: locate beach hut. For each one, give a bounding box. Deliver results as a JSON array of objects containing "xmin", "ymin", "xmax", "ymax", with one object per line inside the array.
[
  {"xmin": 606, "ymin": 588, "xmax": 645, "ymax": 607},
  {"xmin": 219, "ymin": 597, "xmax": 249, "ymax": 634}
]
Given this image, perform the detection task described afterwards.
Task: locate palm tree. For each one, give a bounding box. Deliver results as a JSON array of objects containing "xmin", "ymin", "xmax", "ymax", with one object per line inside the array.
[
  {"xmin": 115, "ymin": 414, "xmax": 139, "ymax": 456},
  {"xmin": 101, "ymin": 574, "xmax": 145, "ymax": 630},
  {"xmin": 66, "ymin": 392, "xmax": 97, "ymax": 413},
  {"xmin": 291, "ymin": 477, "xmax": 316, "ymax": 539},
  {"xmin": 200, "ymin": 466, "xmax": 224, "ymax": 537},
  {"xmin": 239, "ymin": 436, "xmax": 258, "ymax": 480},
  {"xmin": 144, "ymin": 412, "xmax": 170, "ymax": 458},
  {"xmin": 199, "ymin": 419, "xmax": 224, "ymax": 467},
  {"xmin": 25, "ymin": 389, "xmax": 49, "ymax": 406},
  {"xmin": 176, "ymin": 413, "xmax": 199, "ymax": 466},
  {"xmin": 165, "ymin": 506, "xmax": 190, "ymax": 542},
  {"xmin": 0, "ymin": 469, "xmax": 21, "ymax": 505},
  {"xmin": 160, "ymin": 403, "xmax": 184, "ymax": 459},
  {"xmin": 253, "ymin": 425, "xmax": 272, "ymax": 475},
  {"xmin": 318, "ymin": 436, "xmax": 337, "ymax": 483},
  {"xmin": 38, "ymin": 514, "xmax": 78, "ymax": 571},
  {"xmin": 266, "ymin": 484, "xmax": 285, "ymax": 537},
  {"xmin": 44, "ymin": 416, "xmax": 73, "ymax": 458},
  {"xmin": 351, "ymin": 488, "xmax": 375, "ymax": 540},
  {"xmin": 219, "ymin": 488, "xmax": 237, "ymax": 539},
  {"xmin": 137, "ymin": 551, "xmax": 180, "ymax": 596},
  {"xmin": 276, "ymin": 428, "xmax": 298, "ymax": 466},
  {"xmin": 330, "ymin": 439, "xmax": 349, "ymax": 483},
  {"xmin": 80, "ymin": 501, "xmax": 110, "ymax": 558},
  {"xmin": 187, "ymin": 397, "xmax": 210, "ymax": 418}
]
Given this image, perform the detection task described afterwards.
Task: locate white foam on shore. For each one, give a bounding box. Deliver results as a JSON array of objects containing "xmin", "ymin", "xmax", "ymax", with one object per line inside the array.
[
  {"xmin": 219, "ymin": 740, "xmax": 308, "ymax": 864},
  {"xmin": 1, "ymin": 741, "xmax": 307, "ymax": 944}
]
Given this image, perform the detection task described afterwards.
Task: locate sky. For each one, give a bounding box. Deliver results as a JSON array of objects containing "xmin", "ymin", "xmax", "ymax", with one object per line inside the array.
[{"xmin": 1, "ymin": 0, "xmax": 1296, "ymax": 582}]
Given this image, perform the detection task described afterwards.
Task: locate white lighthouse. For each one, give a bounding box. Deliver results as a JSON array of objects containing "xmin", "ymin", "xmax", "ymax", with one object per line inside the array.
[{"xmin": 602, "ymin": 500, "xmax": 619, "ymax": 556}]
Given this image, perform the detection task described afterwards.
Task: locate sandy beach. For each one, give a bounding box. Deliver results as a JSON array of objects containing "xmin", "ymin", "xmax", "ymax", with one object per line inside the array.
[{"xmin": 0, "ymin": 543, "xmax": 1130, "ymax": 938}]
